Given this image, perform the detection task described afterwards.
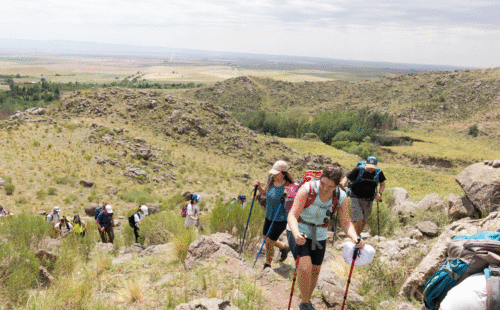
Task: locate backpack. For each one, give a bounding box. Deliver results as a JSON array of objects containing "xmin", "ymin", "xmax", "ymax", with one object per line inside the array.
[
  {"xmin": 181, "ymin": 203, "xmax": 188, "ymax": 218},
  {"xmin": 94, "ymin": 205, "xmax": 103, "ymax": 221},
  {"xmin": 128, "ymin": 212, "xmax": 139, "ymax": 228},
  {"xmin": 285, "ymin": 170, "xmax": 340, "ymax": 228},
  {"xmin": 423, "ymin": 231, "xmax": 500, "ymax": 310},
  {"xmin": 346, "ymin": 161, "xmax": 381, "ymax": 196}
]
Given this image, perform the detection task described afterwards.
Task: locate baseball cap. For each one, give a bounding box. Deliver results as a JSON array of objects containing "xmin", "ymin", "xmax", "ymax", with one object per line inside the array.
[
  {"xmin": 238, "ymin": 194, "xmax": 247, "ymax": 202},
  {"xmin": 105, "ymin": 205, "xmax": 113, "ymax": 213},
  {"xmin": 53, "ymin": 206, "xmax": 60, "ymax": 212},
  {"xmin": 269, "ymin": 160, "xmax": 289, "ymax": 175},
  {"xmin": 192, "ymin": 194, "xmax": 202, "ymax": 202},
  {"xmin": 366, "ymin": 156, "xmax": 378, "ymax": 169},
  {"xmin": 140, "ymin": 205, "xmax": 149, "ymax": 215}
]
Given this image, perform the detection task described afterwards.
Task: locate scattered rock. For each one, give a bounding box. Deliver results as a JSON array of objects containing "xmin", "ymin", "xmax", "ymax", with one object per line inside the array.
[
  {"xmin": 154, "ymin": 274, "xmax": 173, "ymax": 287},
  {"xmin": 394, "ymin": 303, "xmax": 419, "ymax": 310},
  {"xmin": 389, "ymin": 187, "xmax": 410, "ymax": 209},
  {"xmin": 37, "ymin": 209, "xmax": 47, "ymax": 216},
  {"xmin": 79, "ymin": 179, "xmax": 94, "ymax": 188},
  {"xmin": 112, "ymin": 253, "xmax": 133, "ymax": 265},
  {"xmin": 175, "ymin": 298, "xmax": 239, "ymax": 310},
  {"xmin": 39, "ymin": 266, "xmax": 55, "ymax": 287},
  {"xmin": 95, "ymin": 242, "xmax": 115, "ymax": 254},
  {"xmin": 0, "ymin": 178, "xmax": 9, "ymax": 187},
  {"xmin": 35, "ymin": 250, "xmax": 57, "ymax": 264},
  {"xmin": 108, "ymin": 187, "xmax": 118, "ymax": 196},
  {"xmin": 84, "ymin": 203, "xmax": 99, "ymax": 216},
  {"xmin": 447, "ymin": 193, "xmax": 475, "ymax": 220},
  {"xmin": 416, "ymin": 194, "xmax": 446, "ymax": 211},
  {"xmin": 145, "ymin": 203, "xmax": 161, "ymax": 214},
  {"xmin": 211, "ymin": 232, "xmax": 240, "ymax": 252},
  {"xmin": 139, "ymin": 243, "xmax": 173, "ymax": 257},
  {"xmin": 415, "ymin": 221, "xmax": 439, "ymax": 237}
]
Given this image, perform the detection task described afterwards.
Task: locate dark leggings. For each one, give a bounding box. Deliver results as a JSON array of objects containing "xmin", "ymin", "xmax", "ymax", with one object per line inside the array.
[
  {"xmin": 134, "ymin": 226, "xmax": 140, "ymax": 243},
  {"xmin": 100, "ymin": 226, "xmax": 114, "ymax": 244}
]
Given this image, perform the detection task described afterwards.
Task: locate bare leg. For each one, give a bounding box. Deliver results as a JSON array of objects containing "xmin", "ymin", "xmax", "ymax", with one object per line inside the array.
[
  {"xmin": 297, "ymin": 256, "xmax": 313, "ymax": 303},
  {"xmin": 265, "ymin": 237, "xmax": 275, "ymax": 264},
  {"xmin": 309, "ymin": 265, "xmax": 322, "ymax": 297},
  {"xmin": 353, "ymin": 220, "xmax": 365, "ymax": 235}
]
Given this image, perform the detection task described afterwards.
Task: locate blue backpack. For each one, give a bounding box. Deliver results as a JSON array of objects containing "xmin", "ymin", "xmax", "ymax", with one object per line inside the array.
[
  {"xmin": 423, "ymin": 231, "xmax": 500, "ymax": 310},
  {"xmin": 346, "ymin": 161, "xmax": 381, "ymax": 196},
  {"xmin": 94, "ymin": 205, "xmax": 103, "ymax": 221}
]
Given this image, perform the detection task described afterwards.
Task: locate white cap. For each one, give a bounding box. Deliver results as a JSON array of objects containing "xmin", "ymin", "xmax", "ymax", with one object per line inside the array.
[
  {"xmin": 53, "ymin": 206, "xmax": 60, "ymax": 212},
  {"xmin": 342, "ymin": 242, "xmax": 376, "ymax": 266},
  {"xmin": 105, "ymin": 205, "xmax": 113, "ymax": 214},
  {"xmin": 269, "ymin": 160, "xmax": 289, "ymax": 175},
  {"xmin": 140, "ymin": 205, "xmax": 148, "ymax": 215}
]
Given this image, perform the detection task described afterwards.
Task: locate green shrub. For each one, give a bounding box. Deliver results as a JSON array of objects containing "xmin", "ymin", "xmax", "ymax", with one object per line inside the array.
[
  {"xmin": 365, "ymin": 201, "xmax": 398, "ymax": 237},
  {"xmin": 174, "ymin": 228, "xmax": 196, "ymax": 261},
  {"xmin": 32, "ymin": 140, "xmax": 40, "ymax": 147},
  {"xmin": 160, "ymin": 192, "xmax": 188, "ymax": 211},
  {"xmin": 4, "ymin": 184, "xmax": 15, "ymax": 195},
  {"xmin": 55, "ymin": 176, "xmax": 75, "ymax": 185},
  {"xmin": 63, "ymin": 194, "xmax": 78, "ymax": 204},
  {"xmin": 124, "ymin": 211, "xmax": 187, "ymax": 247},
  {"xmin": 36, "ymin": 189, "xmax": 46, "ymax": 199},
  {"xmin": 301, "ymin": 133, "xmax": 319, "ymax": 141},
  {"xmin": 47, "ymin": 187, "xmax": 57, "ymax": 195},
  {"xmin": 468, "ymin": 124, "xmax": 479, "ymax": 137},
  {"xmin": 119, "ymin": 188, "xmax": 160, "ymax": 204},
  {"xmin": 209, "ymin": 198, "xmax": 265, "ymax": 252}
]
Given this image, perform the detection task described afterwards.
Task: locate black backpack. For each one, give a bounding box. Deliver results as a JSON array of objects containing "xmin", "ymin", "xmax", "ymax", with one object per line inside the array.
[{"xmin": 128, "ymin": 212, "xmax": 139, "ymax": 228}]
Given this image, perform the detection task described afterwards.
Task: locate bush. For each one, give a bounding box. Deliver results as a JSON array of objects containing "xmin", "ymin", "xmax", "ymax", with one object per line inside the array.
[
  {"xmin": 160, "ymin": 192, "xmax": 189, "ymax": 211},
  {"xmin": 302, "ymin": 133, "xmax": 319, "ymax": 141},
  {"xmin": 174, "ymin": 228, "xmax": 196, "ymax": 261},
  {"xmin": 36, "ymin": 189, "xmax": 46, "ymax": 199},
  {"xmin": 55, "ymin": 176, "xmax": 75, "ymax": 185},
  {"xmin": 47, "ymin": 187, "xmax": 57, "ymax": 195},
  {"xmin": 365, "ymin": 200, "xmax": 398, "ymax": 237},
  {"xmin": 119, "ymin": 188, "xmax": 161, "ymax": 204},
  {"xmin": 468, "ymin": 124, "xmax": 479, "ymax": 137},
  {"xmin": 209, "ymin": 198, "xmax": 265, "ymax": 252},
  {"xmin": 4, "ymin": 184, "xmax": 15, "ymax": 195}
]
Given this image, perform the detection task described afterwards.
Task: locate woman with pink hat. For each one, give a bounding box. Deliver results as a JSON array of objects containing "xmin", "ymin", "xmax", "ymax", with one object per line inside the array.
[{"xmin": 253, "ymin": 160, "xmax": 295, "ymax": 269}]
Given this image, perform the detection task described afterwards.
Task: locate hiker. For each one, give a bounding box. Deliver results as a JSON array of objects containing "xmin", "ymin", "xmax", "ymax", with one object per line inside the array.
[
  {"xmin": 46, "ymin": 206, "xmax": 61, "ymax": 226},
  {"xmin": 184, "ymin": 194, "xmax": 203, "ymax": 230},
  {"xmin": 340, "ymin": 156, "xmax": 386, "ymax": 235},
  {"xmin": 54, "ymin": 216, "xmax": 73, "ymax": 238},
  {"xmin": 94, "ymin": 202, "xmax": 106, "ymax": 234},
  {"xmin": 96, "ymin": 204, "xmax": 115, "ymax": 243},
  {"xmin": 72, "ymin": 214, "xmax": 87, "ymax": 237},
  {"xmin": 288, "ymin": 164, "xmax": 365, "ymax": 310},
  {"xmin": 253, "ymin": 160, "xmax": 294, "ymax": 269},
  {"xmin": 132, "ymin": 205, "xmax": 148, "ymax": 243},
  {"xmin": 0, "ymin": 205, "xmax": 8, "ymax": 218},
  {"xmin": 230, "ymin": 194, "xmax": 247, "ymax": 208}
]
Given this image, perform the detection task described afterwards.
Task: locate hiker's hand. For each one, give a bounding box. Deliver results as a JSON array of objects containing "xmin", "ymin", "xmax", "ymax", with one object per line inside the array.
[
  {"xmin": 355, "ymin": 238, "xmax": 365, "ymax": 249},
  {"xmin": 284, "ymin": 184, "xmax": 290, "ymax": 195},
  {"xmin": 294, "ymin": 233, "xmax": 306, "ymax": 245},
  {"xmin": 100, "ymin": 227, "xmax": 104, "ymax": 232},
  {"xmin": 253, "ymin": 180, "xmax": 261, "ymax": 187},
  {"xmin": 375, "ymin": 193, "xmax": 382, "ymax": 202}
]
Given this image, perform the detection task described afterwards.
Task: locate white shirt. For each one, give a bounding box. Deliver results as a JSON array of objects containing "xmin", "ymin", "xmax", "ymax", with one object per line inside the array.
[
  {"xmin": 440, "ymin": 273, "xmax": 487, "ymax": 310},
  {"xmin": 54, "ymin": 222, "xmax": 73, "ymax": 237},
  {"xmin": 46, "ymin": 213, "xmax": 60, "ymax": 225},
  {"xmin": 134, "ymin": 212, "xmax": 146, "ymax": 227},
  {"xmin": 184, "ymin": 203, "xmax": 199, "ymax": 228}
]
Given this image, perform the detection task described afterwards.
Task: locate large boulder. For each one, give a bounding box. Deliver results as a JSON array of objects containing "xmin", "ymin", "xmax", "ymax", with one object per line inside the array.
[
  {"xmin": 415, "ymin": 221, "xmax": 439, "ymax": 238},
  {"xmin": 389, "ymin": 187, "xmax": 410, "ymax": 209},
  {"xmin": 79, "ymin": 179, "xmax": 94, "ymax": 188},
  {"xmin": 456, "ymin": 162, "xmax": 500, "ymax": 216},
  {"xmin": 399, "ymin": 212, "xmax": 500, "ymax": 299},
  {"xmin": 145, "ymin": 203, "xmax": 161, "ymax": 214},
  {"xmin": 39, "ymin": 266, "xmax": 55, "ymax": 287},
  {"xmin": 416, "ymin": 194, "xmax": 446, "ymax": 212},
  {"xmin": 447, "ymin": 193, "xmax": 475, "ymax": 220},
  {"xmin": 175, "ymin": 298, "xmax": 239, "ymax": 310},
  {"xmin": 317, "ymin": 267, "xmax": 364, "ymax": 307},
  {"xmin": 84, "ymin": 203, "xmax": 99, "ymax": 216},
  {"xmin": 392, "ymin": 200, "xmax": 417, "ymax": 221}
]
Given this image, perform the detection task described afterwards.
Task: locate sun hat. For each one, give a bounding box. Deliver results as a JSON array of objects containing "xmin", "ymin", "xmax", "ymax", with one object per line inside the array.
[
  {"xmin": 105, "ymin": 205, "xmax": 113, "ymax": 214},
  {"xmin": 53, "ymin": 206, "xmax": 60, "ymax": 212},
  {"xmin": 140, "ymin": 205, "xmax": 148, "ymax": 215},
  {"xmin": 342, "ymin": 241, "xmax": 376, "ymax": 266},
  {"xmin": 366, "ymin": 156, "xmax": 378, "ymax": 169},
  {"xmin": 269, "ymin": 160, "xmax": 289, "ymax": 175},
  {"xmin": 192, "ymin": 194, "xmax": 202, "ymax": 202},
  {"xmin": 238, "ymin": 194, "xmax": 247, "ymax": 202}
]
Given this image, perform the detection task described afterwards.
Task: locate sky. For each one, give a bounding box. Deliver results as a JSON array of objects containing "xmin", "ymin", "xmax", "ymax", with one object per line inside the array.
[{"xmin": 1, "ymin": 0, "xmax": 500, "ymax": 68}]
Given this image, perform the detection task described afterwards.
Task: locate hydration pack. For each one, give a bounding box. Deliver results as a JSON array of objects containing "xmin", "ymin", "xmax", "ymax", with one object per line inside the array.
[
  {"xmin": 181, "ymin": 203, "xmax": 188, "ymax": 218},
  {"xmin": 128, "ymin": 211, "xmax": 139, "ymax": 228},
  {"xmin": 346, "ymin": 161, "xmax": 381, "ymax": 196},
  {"xmin": 423, "ymin": 231, "xmax": 500, "ymax": 310}
]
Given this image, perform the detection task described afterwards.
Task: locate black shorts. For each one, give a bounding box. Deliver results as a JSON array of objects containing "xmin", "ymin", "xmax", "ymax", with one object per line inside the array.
[
  {"xmin": 262, "ymin": 218, "xmax": 287, "ymax": 241},
  {"xmin": 286, "ymin": 229, "xmax": 327, "ymax": 266}
]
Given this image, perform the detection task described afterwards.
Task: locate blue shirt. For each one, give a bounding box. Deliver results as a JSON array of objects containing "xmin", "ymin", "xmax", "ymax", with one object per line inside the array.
[
  {"xmin": 97, "ymin": 211, "xmax": 113, "ymax": 228},
  {"xmin": 265, "ymin": 177, "xmax": 287, "ymax": 222},
  {"xmin": 298, "ymin": 181, "xmax": 346, "ymax": 241}
]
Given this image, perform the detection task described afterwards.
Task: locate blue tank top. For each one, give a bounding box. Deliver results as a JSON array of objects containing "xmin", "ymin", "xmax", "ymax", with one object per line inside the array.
[{"xmin": 265, "ymin": 177, "xmax": 287, "ymax": 222}]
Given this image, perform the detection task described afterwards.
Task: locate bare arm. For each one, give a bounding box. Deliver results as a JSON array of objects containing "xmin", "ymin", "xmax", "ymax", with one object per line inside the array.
[
  {"xmin": 338, "ymin": 198, "xmax": 365, "ymax": 248},
  {"xmin": 340, "ymin": 176, "xmax": 349, "ymax": 188},
  {"xmin": 376, "ymin": 181, "xmax": 386, "ymax": 202}
]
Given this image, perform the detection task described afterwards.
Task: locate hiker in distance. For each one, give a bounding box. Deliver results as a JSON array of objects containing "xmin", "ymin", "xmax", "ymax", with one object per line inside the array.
[
  {"xmin": 46, "ymin": 206, "xmax": 61, "ymax": 226},
  {"xmin": 184, "ymin": 193, "xmax": 203, "ymax": 231},
  {"xmin": 253, "ymin": 160, "xmax": 294, "ymax": 269},
  {"xmin": 340, "ymin": 156, "xmax": 386, "ymax": 235},
  {"xmin": 72, "ymin": 214, "xmax": 87, "ymax": 237},
  {"xmin": 96, "ymin": 204, "xmax": 115, "ymax": 243},
  {"xmin": 288, "ymin": 164, "xmax": 365, "ymax": 310},
  {"xmin": 0, "ymin": 205, "xmax": 9, "ymax": 218},
  {"xmin": 133, "ymin": 205, "xmax": 148, "ymax": 243},
  {"xmin": 54, "ymin": 216, "xmax": 72, "ymax": 238},
  {"xmin": 231, "ymin": 194, "xmax": 247, "ymax": 208}
]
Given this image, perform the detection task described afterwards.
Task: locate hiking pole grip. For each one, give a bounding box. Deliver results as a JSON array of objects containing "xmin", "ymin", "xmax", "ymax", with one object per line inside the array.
[{"xmin": 240, "ymin": 185, "xmax": 258, "ymax": 255}]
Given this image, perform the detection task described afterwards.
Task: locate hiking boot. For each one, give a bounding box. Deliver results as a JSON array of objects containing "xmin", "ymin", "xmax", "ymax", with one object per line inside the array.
[
  {"xmin": 263, "ymin": 263, "xmax": 271, "ymax": 270},
  {"xmin": 299, "ymin": 302, "xmax": 309, "ymax": 310},
  {"xmin": 307, "ymin": 302, "xmax": 316, "ymax": 310},
  {"xmin": 279, "ymin": 245, "xmax": 290, "ymax": 262}
]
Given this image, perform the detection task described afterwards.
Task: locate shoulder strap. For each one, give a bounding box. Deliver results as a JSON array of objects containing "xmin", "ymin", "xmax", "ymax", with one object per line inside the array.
[
  {"xmin": 487, "ymin": 265, "xmax": 500, "ymax": 310},
  {"xmin": 374, "ymin": 167, "xmax": 381, "ymax": 183},
  {"xmin": 353, "ymin": 165, "xmax": 365, "ymax": 184}
]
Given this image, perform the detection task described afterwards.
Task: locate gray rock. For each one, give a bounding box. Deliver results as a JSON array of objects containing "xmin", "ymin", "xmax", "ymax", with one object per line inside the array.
[
  {"xmin": 79, "ymin": 179, "xmax": 94, "ymax": 188},
  {"xmin": 377, "ymin": 237, "xmax": 426, "ymax": 263},
  {"xmin": 112, "ymin": 253, "xmax": 133, "ymax": 265},
  {"xmin": 0, "ymin": 178, "xmax": 9, "ymax": 187},
  {"xmin": 139, "ymin": 243, "xmax": 173, "ymax": 257},
  {"xmin": 394, "ymin": 302, "xmax": 419, "ymax": 310},
  {"xmin": 211, "ymin": 233, "xmax": 239, "ymax": 252},
  {"xmin": 95, "ymin": 242, "xmax": 115, "ymax": 254},
  {"xmin": 448, "ymin": 194, "xmax": 475, "ymax": 220},
  {"xmin": 39, "ymin": 266, "xmax": 54, "ymax": 287},
  {"xmin": 35, "ymin": 249, "xmax": 57, "ymax": 264},
  {"xmin": 108, "ymin": 187, "xmax": 118, "ymax": 196},
  {"xmin": 145, "ymin": 203, "xmax": 161, "ymax": 214},
  {"xmin": 389, "ymin": 187, "xmax": 410, "ymax": 209},
  {"xmin": 392, "ymin": 200, "xmax": 417, "ymax": 218},
  {"xmin": 84, "ymin": 203, "xmax": 99, "ymax": 216},
  {"xmin": 417, "ymin": 194, "xmax": 446, "ymax": 211},
  {"xmin": 37, "ymin": 209, "xmax": 47, "ymax": 216},
  {"xmin": 415, "ymin": 221, "xmax": 439, "ymax": 237},
  {"xmin": 154, "ymin": 273, "xmax": 173, "ymax": 287},
  {"xmin": 456, "ymin": 162, "xmax": 500, "ymax": 216},
  {"xmin": 175, "ymin": 298, "xmax": 239, "ymax": 310},
  {"xmin": 133, "ymin": 137, "xmax": 146, "ymax": 143}
]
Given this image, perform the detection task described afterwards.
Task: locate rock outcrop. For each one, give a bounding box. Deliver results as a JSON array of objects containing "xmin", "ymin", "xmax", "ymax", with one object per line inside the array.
[{"xmin": 175, "ymin": 298, "xmax": 239, "ymax": 310}]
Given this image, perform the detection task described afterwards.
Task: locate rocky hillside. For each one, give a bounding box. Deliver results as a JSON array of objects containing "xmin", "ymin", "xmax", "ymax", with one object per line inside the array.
[{"xmin": 186, "ymin": 68, "xmax": 500, "ymax": 125}]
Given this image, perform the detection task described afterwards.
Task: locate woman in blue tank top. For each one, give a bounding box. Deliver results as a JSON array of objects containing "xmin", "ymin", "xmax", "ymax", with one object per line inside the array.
[
  {"xmin": 254, "ymin": 160, "xmax": 295, "ymax": 270},
  {"xmin": 288, "ymin": 164, "xmax": 365, "ymax": 310}
]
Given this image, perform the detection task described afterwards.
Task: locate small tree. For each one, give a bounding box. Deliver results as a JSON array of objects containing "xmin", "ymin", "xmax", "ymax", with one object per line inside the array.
[{"xmin": 468, "ymin": 124, "xmax": 479, "ymax": 137}]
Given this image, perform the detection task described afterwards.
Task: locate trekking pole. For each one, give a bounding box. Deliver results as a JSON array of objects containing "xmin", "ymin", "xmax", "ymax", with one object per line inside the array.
[
  {"xmin": 341, "ymin": 236, "xmax": 362, "ymax": 310},
  {"xmin": 240, "ymin": 185, "xmax": 258, "ymax": 255},
  {"xmin": 287, "ymin": 237, "xmax": 304, "ymax": 310},
  {"xmin": 377, "ymin": 200, "xmax": 380, "ymax": 242},
  {"xmin": 252, "ymin": 194, "xmax": 286, "ymax": 268}
]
